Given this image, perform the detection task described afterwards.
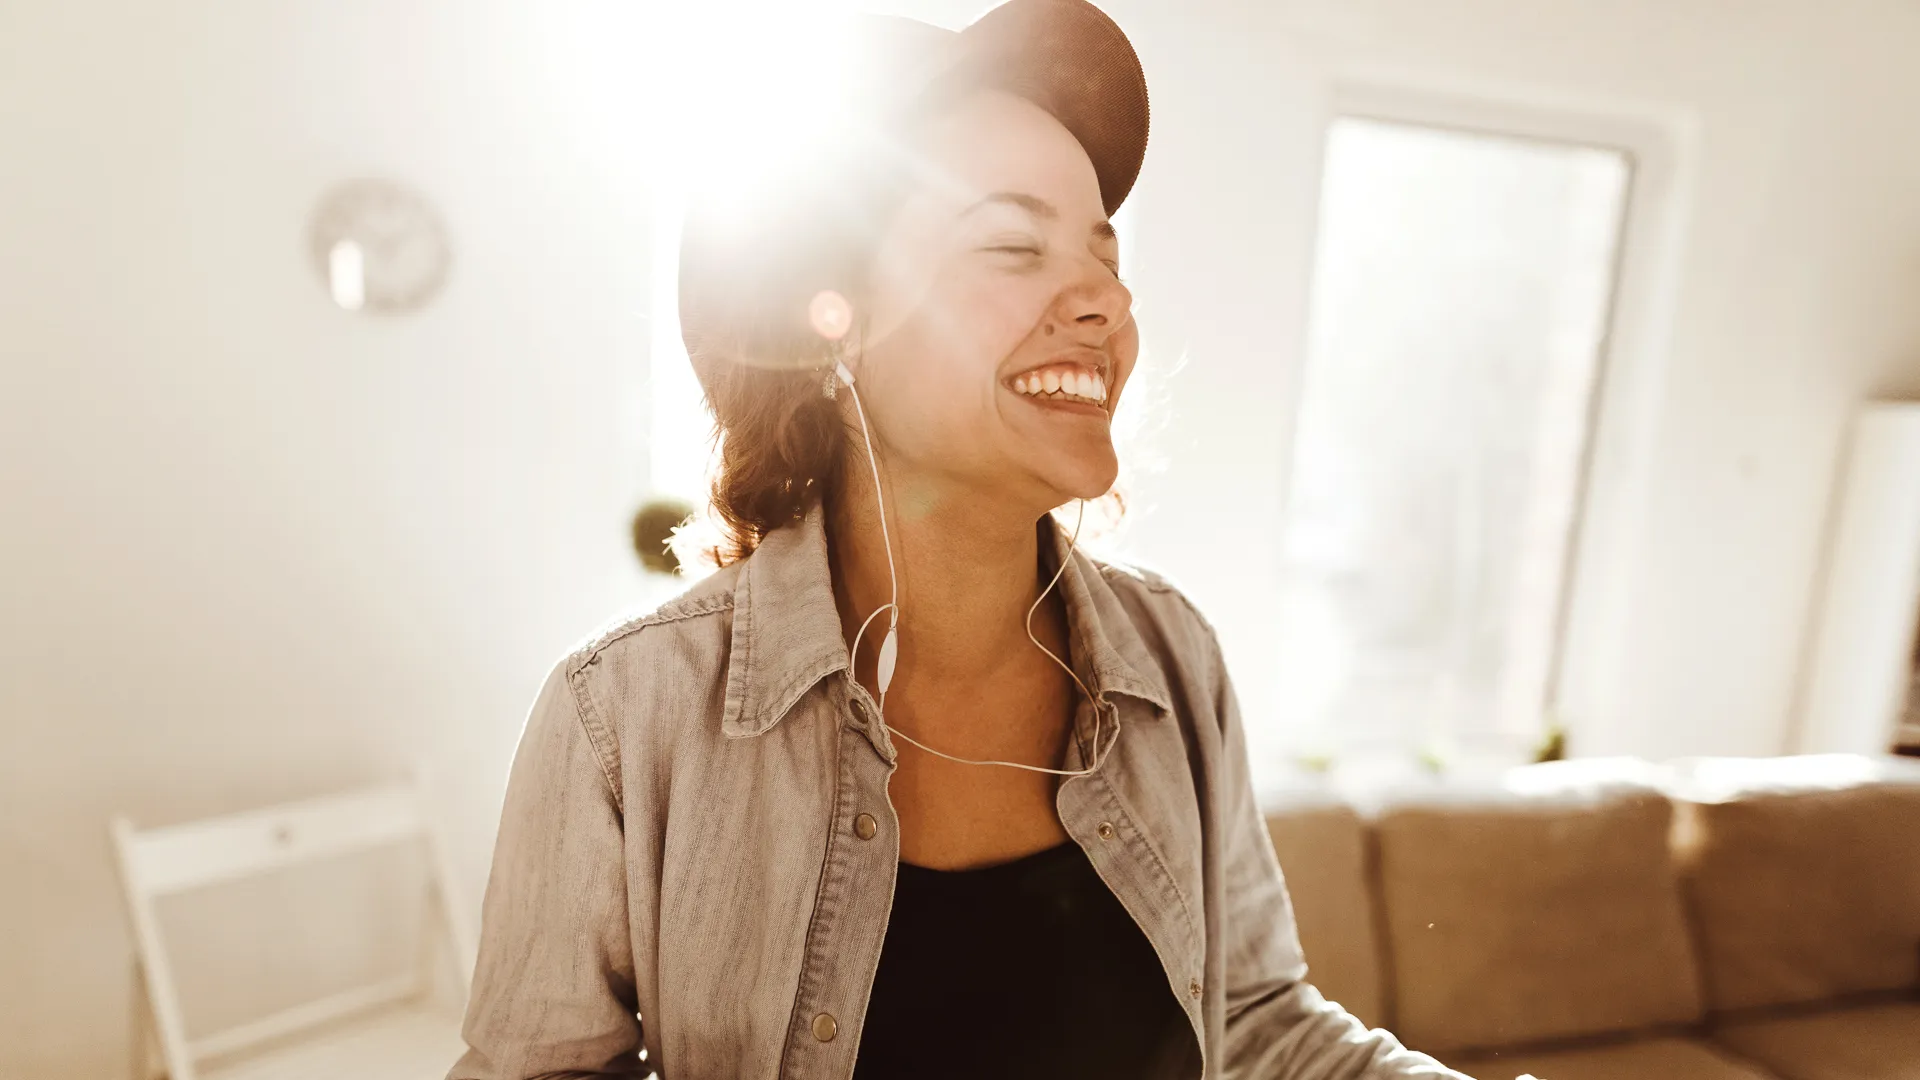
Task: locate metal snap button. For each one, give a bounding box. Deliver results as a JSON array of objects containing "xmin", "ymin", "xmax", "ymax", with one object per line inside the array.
[
  {"xmin": 1097, "ymin": 821, "xmax": 1115, "ymax": 841},
  {"xmin": 811, "ymin": 1012, "xmax": 837, "ymax": 1042},
  {"xmin": 1189, "ymin": 978, "xmax": 1203, "ymax": 998},
  {"xmin": 853, "ymin": 813, "xmax": 877, "ymax": 841}
]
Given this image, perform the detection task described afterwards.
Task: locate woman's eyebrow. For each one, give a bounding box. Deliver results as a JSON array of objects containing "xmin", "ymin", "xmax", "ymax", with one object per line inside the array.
[
  {"xmin": 960, "ymin": 191, "xmax": 1057, "ymax": 220},
  {"xmin": 959, "ymin": 191, "xmax": 1117, "ymax": 242}
]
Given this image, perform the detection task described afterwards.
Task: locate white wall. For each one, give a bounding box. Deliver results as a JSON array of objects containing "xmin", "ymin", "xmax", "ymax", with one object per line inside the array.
[
  {"xmin": 0, "ymin": 2, "xmax": 662, "ymax": 1072},
  {"xmin": 4, "ymin": 0, "xmax": 1920, "ymax": 1073}
]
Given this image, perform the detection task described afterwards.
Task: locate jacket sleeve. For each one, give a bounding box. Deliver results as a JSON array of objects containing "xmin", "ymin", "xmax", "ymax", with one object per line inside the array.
[
  {"xmin": 449, "ymin": 659, "xmax": 647, "ymax": 1080},
  {"xmin": 1207, "ymin": 636, "xmax": 1473, "ymax": 1080}
]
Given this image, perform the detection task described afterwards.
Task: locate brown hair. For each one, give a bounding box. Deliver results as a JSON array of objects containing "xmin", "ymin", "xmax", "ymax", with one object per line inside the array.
[
  {"xmin": 675, "ymin": 136, "xmax": 915, "ymax": 568},
  {"xmin": 688, "ymin": 346, "xmax": 848, "ymax": 568}
]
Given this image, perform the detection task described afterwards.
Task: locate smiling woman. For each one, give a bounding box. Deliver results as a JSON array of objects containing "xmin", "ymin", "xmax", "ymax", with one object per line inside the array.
[
  {"xmin": 676, "ymin": 83, "xmax": 1140, "ymax": 564},
  {"xmin": 449, "ymin": 3, "xmax": 1473, "ymax": 1079}
]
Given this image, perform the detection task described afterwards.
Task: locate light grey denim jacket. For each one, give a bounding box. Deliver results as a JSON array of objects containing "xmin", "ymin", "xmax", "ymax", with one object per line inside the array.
[{"xmin": 450, "ymin": 504, "xmax": 1470, "ymax": 1080}]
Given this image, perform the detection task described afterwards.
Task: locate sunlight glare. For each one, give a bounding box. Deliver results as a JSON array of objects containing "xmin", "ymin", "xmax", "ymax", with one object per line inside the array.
[
  {"xmin": 646, "ymin": 0, "xmax": 863, "ymax": 225},
  {"xmin": 644, "ymin": 0, "xmax": 861, "ymax": 502}
]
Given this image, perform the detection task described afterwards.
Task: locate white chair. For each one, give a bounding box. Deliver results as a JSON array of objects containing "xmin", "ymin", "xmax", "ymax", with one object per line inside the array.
[{"xmin": 110, "ymin": 779, "xmax": 476, "ymax": 1080}]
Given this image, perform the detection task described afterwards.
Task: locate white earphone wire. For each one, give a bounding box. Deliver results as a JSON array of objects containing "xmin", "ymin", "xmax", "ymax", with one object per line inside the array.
[
  {"xmin": 840, "ymin": 360, "xmax": 898, "ymax": 690},
  {"xmin": 835, "ymin": 360, "xmax": 1115, "ymax": 778}
]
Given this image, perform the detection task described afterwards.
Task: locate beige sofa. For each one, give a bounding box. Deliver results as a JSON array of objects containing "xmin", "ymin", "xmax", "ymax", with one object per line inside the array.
[{"xmin": 1263, "ymin": 753, "xmax": 1920, "ymax": 1079}]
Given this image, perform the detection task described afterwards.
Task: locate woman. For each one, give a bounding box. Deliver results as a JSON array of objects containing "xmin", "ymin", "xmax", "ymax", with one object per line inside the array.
[{"xmin": 452, "ymin": 2, "xmax": 1469, "ymax": 1077}]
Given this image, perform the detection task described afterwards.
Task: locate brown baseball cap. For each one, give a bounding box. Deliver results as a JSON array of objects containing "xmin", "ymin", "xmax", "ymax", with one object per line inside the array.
[
  {"xmin": 877, "ymin": 0, "xmax": 1153, "ymax": 217},
  {"xmin": 677, "ymin": 0, "xmax": 1149, "ymax": 373}
]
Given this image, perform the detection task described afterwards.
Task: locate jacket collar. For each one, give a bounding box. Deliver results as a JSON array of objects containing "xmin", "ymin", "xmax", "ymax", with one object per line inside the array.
[{"xmin": 720, "ymin": 501, "xmax": 1175, "ymax": 739}]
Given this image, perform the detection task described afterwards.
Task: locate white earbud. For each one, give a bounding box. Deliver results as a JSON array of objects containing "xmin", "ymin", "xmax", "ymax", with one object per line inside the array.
[{"xmin": 813, "ymin": 290, "xmax": 1113, "ymax": 776}]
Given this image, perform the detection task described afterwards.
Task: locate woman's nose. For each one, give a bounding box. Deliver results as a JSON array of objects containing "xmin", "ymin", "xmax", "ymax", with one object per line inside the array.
[{"xmin": 1060, "ymin": 260, "xmax": 1132, "ymax": 335}]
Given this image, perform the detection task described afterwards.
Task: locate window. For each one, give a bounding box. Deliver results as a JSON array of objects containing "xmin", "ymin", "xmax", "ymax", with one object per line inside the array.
[{"xmin": 1274, "ymin": 116, "xmax": 1631, "ymax": 768}]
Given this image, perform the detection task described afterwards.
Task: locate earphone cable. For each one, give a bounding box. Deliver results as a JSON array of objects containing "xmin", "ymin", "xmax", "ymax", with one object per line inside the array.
[
  {"xmin": 836, "ymin": 360, "xmax": 1114, "ymax": 777},
  {"xmin": 842, "ymin": 360, "xmax": 898, "ymax": 688}
]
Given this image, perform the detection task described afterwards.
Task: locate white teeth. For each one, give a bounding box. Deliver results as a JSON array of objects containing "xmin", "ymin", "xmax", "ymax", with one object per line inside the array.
[{"xmin": 1010, "ymin": 367, "xmax": 1109, "ymax": 403}]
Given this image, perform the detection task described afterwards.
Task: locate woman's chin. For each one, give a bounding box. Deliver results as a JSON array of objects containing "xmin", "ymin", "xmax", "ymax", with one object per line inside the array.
[{"xmin": 1037, "ymin": 451, "xmax": 1120, "ymax": 506}]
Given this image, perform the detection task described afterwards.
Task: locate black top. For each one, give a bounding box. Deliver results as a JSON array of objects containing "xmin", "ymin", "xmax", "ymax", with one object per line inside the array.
[{"xmin": 851, "ymin": 840, "xmax": 1195, "ymax": 1079}]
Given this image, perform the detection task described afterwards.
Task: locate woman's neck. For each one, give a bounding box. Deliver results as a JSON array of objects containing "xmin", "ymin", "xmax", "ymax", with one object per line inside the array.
[{"xmin": 826, "ymin": 469, "xmax": 1067, "ymax": 695}]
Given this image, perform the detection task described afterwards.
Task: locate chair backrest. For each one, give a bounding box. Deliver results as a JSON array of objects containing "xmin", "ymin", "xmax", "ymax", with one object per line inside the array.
[{"xmin": 110, "ymin": 778, "xmax": 474, "ymax": 1080}]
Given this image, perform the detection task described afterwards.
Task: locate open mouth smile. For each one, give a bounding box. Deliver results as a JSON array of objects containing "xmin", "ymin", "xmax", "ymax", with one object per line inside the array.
[{"xmin": 1004, "ymin": 361, "xmax": 1109, "ymax": 410}]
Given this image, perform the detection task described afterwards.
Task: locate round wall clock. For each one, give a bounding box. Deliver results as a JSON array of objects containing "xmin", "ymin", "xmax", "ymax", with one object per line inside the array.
[{"xmin": 308, "ymin": 178, "xmax": 452, "ymax": 314}]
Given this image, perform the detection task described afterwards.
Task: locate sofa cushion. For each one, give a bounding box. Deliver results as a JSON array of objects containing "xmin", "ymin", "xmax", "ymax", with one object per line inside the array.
[
  {"xmin": 1265, "ymin": 794, "xmax": 1385, "ymax": 1028},
  {"xmin": 1667, "ymin": 755, "xmax": 1920, "ymax": 1012},
  {"xmin": 1450, "ymin": 1035, "xmax": 1779, "ymax": 1080},
  {"xmin": 1709, "ymin": 999, "xmax": 1920, "ymax": 1080},
  {"xmin": 1372, "ymin": 758, "xmax": 1704, "ymax": 1054}
]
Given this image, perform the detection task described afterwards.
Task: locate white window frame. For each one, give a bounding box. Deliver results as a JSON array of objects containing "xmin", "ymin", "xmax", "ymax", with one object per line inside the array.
[{"xmin": 1284, "ymin": 78, "xmax": 1695, "ymax": 757}]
